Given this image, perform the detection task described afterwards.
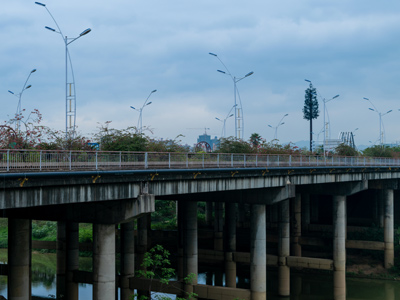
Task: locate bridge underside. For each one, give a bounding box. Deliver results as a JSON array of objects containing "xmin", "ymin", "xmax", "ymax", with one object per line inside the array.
[{"xmin": 1, "ymin": 168, "xmax": 399, "ymax": 300}]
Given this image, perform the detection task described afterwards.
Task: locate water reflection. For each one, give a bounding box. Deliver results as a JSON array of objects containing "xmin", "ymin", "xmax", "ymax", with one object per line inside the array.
[{"xmin": 0, "ymin": 250, "xmax": 399, "ymax": 300}]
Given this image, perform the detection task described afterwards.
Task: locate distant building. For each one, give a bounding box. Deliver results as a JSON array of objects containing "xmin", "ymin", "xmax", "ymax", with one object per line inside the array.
[{"xmin": 196, "ymin": 133, "xmax": 220, "ymax": 151}]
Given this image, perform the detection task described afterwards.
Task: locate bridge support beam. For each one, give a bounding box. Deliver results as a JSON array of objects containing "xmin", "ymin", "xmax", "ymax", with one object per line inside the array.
[
  {"xmin": 384, "ymin": 189, "xmax": 394, "ymax": 269},
  {"xmin": 8, "ymin": 218, "xmax": 31, "ymax": 300},
  {"xmin": 225, "ymin": 202, "xmax": 236, "ymax": 288},
  {"xmin": 333, "ymin": 195, "xmax": 346, "ymax": 300},
  {"xmin": 93, "ymin": 223, "xmax": 116, "ymax": 300},
  {"xmin": 250, "ymin": 204, "xmax": 266, "ymax": 300},
  {"xmin": 120, "ymin": 221, "xmax": 135, "ymax": 300},
  {"xmin": 279, "ymin": 200, "xmax": 290, "ymax": 297},
  {"xmin": 183, "ymin": 201, "xmax": 198, "ymax": 294}
]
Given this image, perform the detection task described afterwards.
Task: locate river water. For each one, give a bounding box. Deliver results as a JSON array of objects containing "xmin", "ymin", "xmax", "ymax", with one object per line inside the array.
[{"xmin": 0, "ymin": 251, "xmax": 399, "ymax": 299}]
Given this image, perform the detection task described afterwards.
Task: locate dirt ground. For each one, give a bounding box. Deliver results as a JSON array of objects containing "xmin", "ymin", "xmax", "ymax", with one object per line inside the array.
[{"xmin": 346, "ymin": 254, "xmax": 393, "ymax": 277}]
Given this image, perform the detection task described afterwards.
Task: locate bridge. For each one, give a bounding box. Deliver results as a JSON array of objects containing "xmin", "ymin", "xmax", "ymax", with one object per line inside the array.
[{"xmin": 1, "ymin": 149, "xmax": 399, "ymax": 300}]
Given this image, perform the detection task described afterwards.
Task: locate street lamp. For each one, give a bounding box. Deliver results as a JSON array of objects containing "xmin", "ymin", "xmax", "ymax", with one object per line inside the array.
[
  {"xmin": 130, "ymin": 89, "xmax": 157, "ymax": 134},
  {"xmin": 35, "ymin": 2, "xmax": 91, "ymax": 140},
  {"xmin": 363, "ymin": 97, "xmax": 392, "ymax": 145},
  {"xmin": 267, "ymin": 113, "xmax": 288, "ymax": 140},
  {"xmin": 215, "ymin": 104, "xmax": 236, "ymax": 138},
  {"xmin": 322, "ymin": 94, "xmax": 339, "ymax": 154},
  {"xmin": 209, "ymin": 52, "xmax": 253, "ymax": 139},
  {"xmin": 8, "ymin": 69, "xmax": 37, "ymax": 133}
]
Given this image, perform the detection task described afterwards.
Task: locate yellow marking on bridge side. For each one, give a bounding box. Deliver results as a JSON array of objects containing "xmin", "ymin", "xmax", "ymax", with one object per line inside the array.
[
  {"xmin": 18, "ymin": 178, "xmax": 28, "ymax": 187},
  {"xmin": 262, "ymin": 169, "xmax": 269, "ymax": 176},
  {"xmin": 288, "ymin": 170, "xmax": 294, "ymax": 175},
  {"xmin": 329, "ymin": 169, "xmax": 335, "ymax": 173},
  {"xmin": 361, "ymin": 168, "xmax": 366, "ymax": 172},
  {"xmin": 150, "ymin": 173, "xmax": 159, "ymax": 181},
  {"xmin": 193, "ymin": 172, "xmax": 201, "ymax": 179},
  {"xmin": 346, "ymin": 168, "xmax": 351, "ymax": 172},
  {"xmin": 309, "ymin": 169, "xmax": 316, "ymax": 173},
  {"xmin": 231, "ymin": 171, "xmax": 239, "ymax": 177},
  {"xmin": 91, "ymin": 175, "xmax": 101, "ymax": 183}
]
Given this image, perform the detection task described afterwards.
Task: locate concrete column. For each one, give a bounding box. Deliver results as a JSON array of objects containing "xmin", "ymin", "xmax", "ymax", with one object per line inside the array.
[
  {"xmin": 66, "ymin": 222, "xmax": 79, "ymax": 300},
  {"xmin": 137, "ymin": 214, "xmax": 150, "ymax": 299},
  {"xmin": 8, "ymin": 218, "xmax": 31, "ymax": 300},
  {"xmin": 205, "ymin": 202, "xmax": 213, "ymax": 227},
  {"xmin": 271, "ymin": 203, "xmax": 278, "ymax": 225},
  {"xmin": 279, "ymin": 200, "xmax": 290, "ymax": 297},
  {"xmin": 177, "ymin": 201, "xmax": 184, "ymax": 281},
  {"xmin": 183, "ymin": 201, "xmax": 198, "ymax": 295},
  {"xmin": 302, "ymin": 194, "xmax": 310, "ymax": 232},
  {"xmin": 57, "ymin": 221, "xmax": 66, "ymax": 300},
  {"xmin": 379, "ymin": 190, "xmax": 385, "ymax": 228},
  {"xmin": 93, "ymin": 224, "xmax": 116, "ymax": 300},
  {"xmin": 250, "ymin": 204, "xmax": 266, "ymax": 300},
  {"xmin": 214, "ymin": 202, "xmax": 224, "ymax": 251},
  {"xmin": 225, "ymin": 202, "xmax": 236, "ymax": 288},
  {"xmin": 291, "ymin": 194, "xmax": 302, "ymax": 257},
  {"xmin": 120, "ymin": 221, "xmax": 135, "ymax": 300},
  {"xmin": 333, "ymin": 195, "xmax": 346, "ymax": 300},
  {"xmin": 384, "ymin": 189, "xmax": 394, "ymax": 269}
]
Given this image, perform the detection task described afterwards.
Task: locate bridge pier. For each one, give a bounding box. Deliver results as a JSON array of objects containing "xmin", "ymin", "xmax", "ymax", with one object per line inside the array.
[
  {"xmin": 333, "ymin": 195, "xmax": 346, "ymax": 300},
  {"xmin": 225, "ymin": 202, "xmax": 236, "ymax": 288},
  {"xmin": 291, "ymin": 194, "xmax": 302, "ymax": 257},
  {"xmin": 183, "ymin": 201, "xmax": 198, "ymax": 295},
  {"xmin": 214, "ymin": 202, "xmax": 224, "ymax": 251},
  {"xmin": 8, "ymin": 218, "xmax": 31, "ymax": 300},
  {"xmin": 57, "ymin": 221, "xmax": 66, "ymax": 299},
  {"xmin": 120, "ymin": 221, "xmax": 135, "ymax": 300},
  {"xmin": 93, "ymin": 223, "xmax": 116, "ymax": 300},
  {"xmin": 301, "ymin": 193, "xmax": 310, "ymax": 233},
  {"xmin": 384, "ymin": 189, "xmax": 394, "ymax": 268},
  {"xmin": 250, "ymin": 204, "xmax": 266, "ymax": 300},
  {"xmin": 278, "ymin": 200, "xmax": 290, "ymax": 297},
  {"xmin": 66, "ymin": 222, "xmax": 79, "ymax": 300}
]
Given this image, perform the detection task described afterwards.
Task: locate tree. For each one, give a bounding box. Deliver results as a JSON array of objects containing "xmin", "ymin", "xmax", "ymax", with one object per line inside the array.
[
  {"xmin": 302, "ymin": 83, "xmax": 319, "ymax": 152},
  {"xmin": 249, "ymin": 133, "xmax": 262, "ymax": 148}
]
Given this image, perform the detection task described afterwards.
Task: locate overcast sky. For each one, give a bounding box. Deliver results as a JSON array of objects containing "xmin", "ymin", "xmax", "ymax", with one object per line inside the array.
[{"xmin": 2, "ymin": 0, "xmax": 400, "ymax": 148}]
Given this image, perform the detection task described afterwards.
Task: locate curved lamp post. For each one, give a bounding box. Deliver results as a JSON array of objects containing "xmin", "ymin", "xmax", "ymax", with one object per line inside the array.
[
  {"xmin": 35, "ymin": 2, "xmax": 91, "ymax": 140},
  {"xmin": 130, "ymin": 89, "xmax": 157, "ymax": 134},
  {"xmin": 215, "ymin": 104, "xmax": 236, "ymax": 138},
  {"xmin": 363, "ymin": 97, "xmax": 392, "ymax": 146},
  {"xmin": 209, "ymin": 52, "xmax": 253, "ymax": 140},
  {"xmin": 8, "ymin": 69, "xmax": 37, "ymax": 133},
  {"xmin": 322, "ymin": 94, "xmax": 339, "ymax": 154},
  {"xmin": 267, "ymin": 113, "xmax": 288, "ymax": 140}
]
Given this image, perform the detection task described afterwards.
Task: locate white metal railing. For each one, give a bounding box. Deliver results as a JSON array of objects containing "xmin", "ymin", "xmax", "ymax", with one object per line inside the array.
[{"xmin": 0, "ymin": 149, "xmax": 399, "ymax": 172}]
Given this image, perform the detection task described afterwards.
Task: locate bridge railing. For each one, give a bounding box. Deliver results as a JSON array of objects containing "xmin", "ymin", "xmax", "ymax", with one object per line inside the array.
[{"xmin": 0, "ymin": 149, "xmax": 399, "ymax": 172}]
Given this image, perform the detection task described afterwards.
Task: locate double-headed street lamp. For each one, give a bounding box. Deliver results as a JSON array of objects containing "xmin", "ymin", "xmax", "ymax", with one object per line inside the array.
[
  {"xmin": 268, "ymin": 113, "xmax": 288, "ymax": 140},
  {"xmin": 130, "ymin": 89, "xmax": 157, "ymax": 134},
  {"xmin": 363, "ymin": 97, "xmax": 392, "ymax": 146},
  {"xmin": 322, "ymin": 94, "xmax": 339, "ymax": 154},
  {"xmin": 35, "ymin": 2, "xmax": 91, "ymax": 140},
  {"xmin": 8, "ymin": 69, "xmax": 37, "ymax": 133},
  {"xmin": 215, "ymin": 104, "xmax": 236, "ymax": 138},
  {"xmin": 209, "ymin": 52, "xmax": 253, "ymax": 140}
]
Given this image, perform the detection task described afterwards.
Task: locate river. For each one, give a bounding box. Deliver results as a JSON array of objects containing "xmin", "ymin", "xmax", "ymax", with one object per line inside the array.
[{"xmin": 0, "ymin": 250, "xmax": 399, "ymax": 299}]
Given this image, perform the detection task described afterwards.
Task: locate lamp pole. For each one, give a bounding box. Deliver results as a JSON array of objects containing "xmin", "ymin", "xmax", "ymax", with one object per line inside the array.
[
  {"xmin": 322, "ymin": 94, "xmax": 339, "ymax": 154},
  {"xmin": 35, "ymin": 2, "xmax": 91, "ymax": 140},
  {"xmin": 363, "ymin": 97, "xmax": 392, "ymax": 146},
  {"xmin": 130, "ymin": 89, "xmax": 157, "ymax": 134},
  {"xmin": 209, "ymin": 52, "xmax": 253, "ymax": 139},
  {"xmin": 215, "ymin": 104, "xmax": 236, "ymax": 138},
  {"xmin": 267, "ymin": 113, "xmax": 288, "ymax": 140},
  {"xmin": 8, "ymin": 69, "xmax": 37, "ymax": 133}
]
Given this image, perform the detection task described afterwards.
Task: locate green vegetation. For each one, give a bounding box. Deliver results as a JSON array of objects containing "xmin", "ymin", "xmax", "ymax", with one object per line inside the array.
[{"xmin": 134, "ymin": 244, "xmax": 197, "ymax": 300}]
